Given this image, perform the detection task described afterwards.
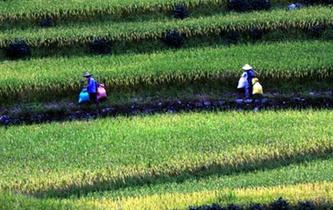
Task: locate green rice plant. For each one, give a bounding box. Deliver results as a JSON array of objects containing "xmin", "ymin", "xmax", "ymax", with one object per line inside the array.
[
  {"xmin": 2, "ymin": 159, "xmax": 333, "ymax": 209},
  {"xmin": 76, "ymin": 182, "xmax": 333, "ymax": 209},
  {"xmin": 0, "ymin": 0, "xmax": 297, "ymax": 24},
  {"xmin": 0, "ymin": 40, "xmax": 332, "ymax": 100},
  {"xmin": 0, "ymin": 110, "xmax": 332, "ymax": 197},
  {"xmin": 2, "ymin": 182, "xmax": 332, "ymax": 209},
  {"xmin": 84, "ymin": 157, "xmax": 333, "ymax": 199},
  {"xmin": 3, "ymin": 182, "xmax": 333, "ymax": 209},
  {"xmin": 0, "ymin": 192, "xmax": 91, "ymax": 210},
  {"xmin": 0, "ymin": 7, "xmax": 332, "ymax": 48}
]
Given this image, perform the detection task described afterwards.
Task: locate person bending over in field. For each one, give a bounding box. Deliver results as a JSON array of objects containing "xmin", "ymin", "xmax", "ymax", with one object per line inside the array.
[
  {"xmin": 252, "ymin": 78, "xmax": 263, "ymax": 98},
  {"xmin": 83, "ymin": 72, "xmax": 99, "ymax": 104},
  {"xmin": 252, "ymin": 77, "xmax": 264, "ymax": 111}
]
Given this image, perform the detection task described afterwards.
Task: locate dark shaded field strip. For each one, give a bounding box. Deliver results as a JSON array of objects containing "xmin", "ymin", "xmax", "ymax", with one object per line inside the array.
[
  {"xmin": 1, "ymin": 26, "xmax": 332, "ymax": 61},
  {"xmin": 190, "ymin": 199, "xmax": 333, "ymax": 210},
  {"xmin": 1, "ymin": 95, "xmax": 333, "ymax": 127},
  {"xmin": 31, "ymin": 146, "xmax": 333, "ymax": 199}
]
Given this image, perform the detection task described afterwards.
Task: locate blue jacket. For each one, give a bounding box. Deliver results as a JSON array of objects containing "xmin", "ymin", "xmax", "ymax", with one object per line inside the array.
[
  {"xmin": 87, "ymin": 77, "xmax": 98, "ymax": 94},
  {"xmin": 245, "ymin": 69, "xmax": 255, "ymax": 85}
]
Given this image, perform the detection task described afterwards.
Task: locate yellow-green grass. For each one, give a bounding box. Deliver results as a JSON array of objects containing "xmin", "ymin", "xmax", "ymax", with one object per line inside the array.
[
  {"xmin": 1, "ymin": 180, "xmax": 333, "ymax": 209},
  {"xmin": 2, "ymin": 158, "xmax": 333, "ymax": 209},
  {"xmin": 1, "ymin": 110, "xmax": 332, "ymax": 198},
  {"xmin": 1, "ymin": 7, "xmax": 332, "ymax": 48},
  {"xmin": 85, "ymin": 158, "xmax": 333, "ymax": 199},
  {"xmin": 79, "ymin": 182, "xmax": 333, "ymax": 209}
]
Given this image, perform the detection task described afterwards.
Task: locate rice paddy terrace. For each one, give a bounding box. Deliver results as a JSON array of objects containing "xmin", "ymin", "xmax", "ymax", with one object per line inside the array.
[{"xmin": 0, "ymin": 0, "xmax": 333, "ymax": 209}]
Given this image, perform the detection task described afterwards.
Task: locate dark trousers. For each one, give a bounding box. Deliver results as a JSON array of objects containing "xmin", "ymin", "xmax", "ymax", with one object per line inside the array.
[
  {"xmin": 89, "ymin": 93, "xmax": 98, "ymax": 104},
  {"xmin": 237, "ymin": 88, "xmax": 245, "ymax": 98},
  {"xmin": 253, "ymin": 94, "xmax": 263, "ymax": 108},
  {"xmin": 241, "ymin": 84, "xmax": 253, "ymax": 98}
]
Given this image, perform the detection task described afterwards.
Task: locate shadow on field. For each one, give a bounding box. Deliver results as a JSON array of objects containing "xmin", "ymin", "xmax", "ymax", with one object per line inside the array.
[{"xmin": 31, "ymin": 146, "xmax": 333, "ymax": 199}]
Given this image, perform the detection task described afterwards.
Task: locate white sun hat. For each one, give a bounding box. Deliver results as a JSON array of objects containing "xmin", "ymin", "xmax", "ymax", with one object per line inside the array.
[{"xmin": 242, "ymin": 64, "xmax": 253, "ymax": 71}]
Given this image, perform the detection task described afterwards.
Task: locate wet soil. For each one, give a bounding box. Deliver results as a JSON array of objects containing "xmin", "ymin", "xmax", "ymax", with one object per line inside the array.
[{"xmin": 1, "ymin": 91, "xmax": 332, "ymax": 126}]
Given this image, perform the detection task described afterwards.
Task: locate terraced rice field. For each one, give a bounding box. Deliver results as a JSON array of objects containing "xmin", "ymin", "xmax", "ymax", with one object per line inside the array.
[
  {"xmin": 1, "ymin": 111, "xmax": 333, "ymax": 209},
  {"xmin": 0, "ymin": 0, "xmax": 332, "ymax": 209},
  {"xmin": 0, "ymin": 0, "xmax": 314, "ymax": 23},
  {"xmin": 1, "ymin": 40, "xmax": 332, "ymax": 102},
  {"xmin": 1, "ymin": 7, "xmax": 332, "ymax": 47}
]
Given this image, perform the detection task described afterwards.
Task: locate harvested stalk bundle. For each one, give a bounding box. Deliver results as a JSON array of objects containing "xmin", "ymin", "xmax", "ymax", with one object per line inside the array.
[
  {"xmin": 5, "ymin": 40, "xmax": 31, "ymax": 60},
  {"xmin": 89, "ymin": 38, "xmax": 112, "ymax": 55},
  {"xmin": 173, "ymin": 4, "xmax": 189, "ymax": 19},
  {"xmin": 39, "ymin": 16, "xmax": 55, "ymax": 28},
  {"xmin": 163, "ymin": 29, "xmax": 184, "ymax": 48}
]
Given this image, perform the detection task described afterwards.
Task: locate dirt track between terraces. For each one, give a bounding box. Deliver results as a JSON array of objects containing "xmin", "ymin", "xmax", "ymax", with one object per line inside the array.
[{"xmin": 1, "ymin": 91, "xmax": 332, "ymax": 126}]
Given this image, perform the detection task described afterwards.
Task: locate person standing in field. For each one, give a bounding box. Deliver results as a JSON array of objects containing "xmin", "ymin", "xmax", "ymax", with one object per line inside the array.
[
  {"xmin": 83, "ymin": 72, "xmax": 98, "ymax": 104},
  {"xmin": 241, "ymin": 64, "xmax": 256, "ymax": 99}
]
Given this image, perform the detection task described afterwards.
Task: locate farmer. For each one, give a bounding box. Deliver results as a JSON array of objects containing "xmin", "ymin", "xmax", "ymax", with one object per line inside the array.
[
  {"xmin": 252, "ymin": 78, "xmax": 263, "ymax": 98},
  {"xmin": 241, "ymin": 64, "xmax": 256, "ymax": 98},
  {"xmin": 83, "ymin": 72, "xmax": 98, "ymax": 103},
  {"xmin": 252, "ymin": 77, "xmax": 264, "ymax": 110}
]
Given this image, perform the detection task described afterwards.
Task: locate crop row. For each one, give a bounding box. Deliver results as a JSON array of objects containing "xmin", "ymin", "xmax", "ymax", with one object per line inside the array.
[
  {"xmin": 2, "ymin": 158, "xmax": 333, "ymax": 209},
  {"xmin": 83, "ymin": 157, "xmax": 333, "ymax": 200},
  {"xmin": 1, "ymin": 157, "xmax": 333, "ymax": 209},
  {"xmin": 2, "ymin": 182, "xmax": 332, "ymax": 209},
  {"xmin": 1, "ymin": 110, "xmax": 332, "ymax": 197},
  {"xmin": 79, "ymin": 182, "xmax": 333, "ymax": 209},
  {"xmin": 0, "ymin": 41, "xmax": 332, "ymax": 100},
  {"xmin": 1, "ymin": 7, "xmax": 332, "ymax": 48},
  {"xmin": 0, "ymin": 0, "xmax": 298, "ymax": 24},
  {"xmin": 0, "ymin": 192, "xmax": 87, "ymax": 210}
]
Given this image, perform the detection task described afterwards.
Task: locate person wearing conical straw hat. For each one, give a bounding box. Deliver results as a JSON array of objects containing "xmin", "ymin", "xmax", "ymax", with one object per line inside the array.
[
  {"xmin": 83, "ymin": 72, "xmax": 98, "ymax": 104},
  {"xmin": 242, "ymin": 64, "xmax": 256, "ymax": 99}
]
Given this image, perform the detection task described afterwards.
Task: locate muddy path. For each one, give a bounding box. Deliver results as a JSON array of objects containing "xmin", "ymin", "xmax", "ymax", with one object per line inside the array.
[{"xmin": 1, "ymin": 91, "xmax": 333, "ymax": 126}]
